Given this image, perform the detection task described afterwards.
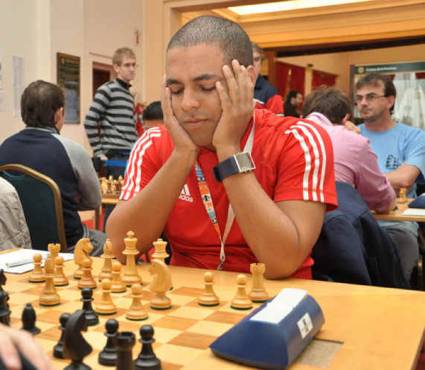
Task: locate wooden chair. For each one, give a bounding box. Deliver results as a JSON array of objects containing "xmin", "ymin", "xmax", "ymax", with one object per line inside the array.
[{"xmin": 0, "ymin": 164, "xmax": 67, "ymax": 252}]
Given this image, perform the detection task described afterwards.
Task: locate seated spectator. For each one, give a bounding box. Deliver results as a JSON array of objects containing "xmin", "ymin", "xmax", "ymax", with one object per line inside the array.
[
  {"xmin": 0, "ymin": 80, "xmax": 105, "ymax": 254},
  {"xmin": 0, "ymin": 177, "xmax": 31, "ymax": 250},
  {"xmin": 284, "ymin": 90, "xmax": 303, "ymax": 117},
  {"xmin": 252, "ymin": 43, "xmax": 283, "ymax": 115},
  {"xmin": 302, "ymin": 87, "xmax": 396, "ymax": 213},
  {"xmin": 142, "ymin": 101, "xmax": 164, "ymax": 131}
]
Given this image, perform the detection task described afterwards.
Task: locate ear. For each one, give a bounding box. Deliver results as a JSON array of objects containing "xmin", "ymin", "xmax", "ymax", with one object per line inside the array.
[
  {"xmin": 342, "ymin": 113, "xmax": 351, "ymax": 124},
  {"xmin": 54, "ymin": 107, "xmax": 64, "ymax": 131},
  {"xmin": 387, "ymin": 95, "xmax": 395, "ymax": 109},
  {"xmin": 113, "ymin": 63, "xmax": 120, "ymax": 74},
  {"xmin": 246, "ymin": 65, "xmax": 257, "ymax": 84}
]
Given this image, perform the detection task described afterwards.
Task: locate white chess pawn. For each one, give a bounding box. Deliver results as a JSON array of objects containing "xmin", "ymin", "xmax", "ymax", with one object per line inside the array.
[
  {"xmin": 198, "ymin": 272, "xmax": 219, "ymax": 306},
  {"xmin": 231, "ymin": 274, "xmax": 253, "ymax": 310}
]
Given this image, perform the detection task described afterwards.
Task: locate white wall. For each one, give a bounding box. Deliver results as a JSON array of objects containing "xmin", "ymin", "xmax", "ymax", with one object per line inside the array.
[
  {"xmin": 279, "ymin": 43, "xmax": 425, "ymax": 95},
  {"xmin": 0, "ymin": 0, "xmax": 143, "ymax": 152},
  {"xmin": 0, "ymin": 0, "xmax": 48, "ymax": 142}
]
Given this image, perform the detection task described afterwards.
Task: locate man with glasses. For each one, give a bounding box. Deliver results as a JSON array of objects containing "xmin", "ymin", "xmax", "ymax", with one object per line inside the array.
[
  {"xmin": 356, "ymin": 73, "xmax": 425, "ymax": 282},
  {"xmin": 84, "ymin": 47, "xmax": 139, "ymax": 177}
]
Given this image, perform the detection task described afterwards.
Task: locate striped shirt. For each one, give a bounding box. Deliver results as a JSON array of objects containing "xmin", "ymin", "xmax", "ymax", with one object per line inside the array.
[
  {"xmin": 84, "ymin": 79, "xmax": 138, "ymax": 156},
  {"xmin": 120, "ymin": 109, "xmax": 337, "ymax": 277}
]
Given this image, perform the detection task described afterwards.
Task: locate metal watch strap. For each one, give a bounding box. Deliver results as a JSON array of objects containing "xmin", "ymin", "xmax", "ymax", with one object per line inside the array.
[{"xmin": 213, "ymin": 152, "xmax": 255, "ymax": 182}]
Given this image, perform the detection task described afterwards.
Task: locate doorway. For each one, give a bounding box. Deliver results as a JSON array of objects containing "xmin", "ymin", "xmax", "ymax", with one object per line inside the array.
[{"xmin": 92, "ymin": 62, "xmax": 115, "ymax": 96}]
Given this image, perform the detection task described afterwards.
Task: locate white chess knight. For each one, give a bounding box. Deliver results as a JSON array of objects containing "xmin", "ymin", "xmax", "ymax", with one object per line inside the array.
[{"xmin": 149, "ymin": 259, "xmax": 172, "ymax": 309}]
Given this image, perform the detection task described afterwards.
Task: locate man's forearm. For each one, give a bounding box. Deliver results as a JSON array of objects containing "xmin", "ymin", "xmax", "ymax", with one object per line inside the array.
[
  {"xmin": 217, "ymin": 147, "xmax": 311, "ymax": 279},
  {"xmin": 387, "ymin": 164, "xmax": 420, "ymax": 190},
  {"xmin": 106, "ymin": 150, "xmax": 196, "ymax": 258}
]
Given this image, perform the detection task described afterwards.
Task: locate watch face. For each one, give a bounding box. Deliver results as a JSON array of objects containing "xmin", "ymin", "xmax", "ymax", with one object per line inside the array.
[{"xmin": 235, "ymin": 152, "xmax": 255, "ymax": 172}]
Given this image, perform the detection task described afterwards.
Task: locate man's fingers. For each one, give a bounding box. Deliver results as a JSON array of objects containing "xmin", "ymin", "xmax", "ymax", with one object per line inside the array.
[
  {"xmin": 222, "ymin": 64, "xmax": 239, "ymax": 104},
  {"xmin": 0, "ymin": 331, "xmax": 21, "ymax": 370},
  {"xmin": 238, "ymin": 65, "xmax": 253, "ymax": 105},
  {"xmin": 216, "ymin": 81, "xmax": 231, "ymax": 111},
  {"xmin": 12, "ymin": 331, "xmax": 54, "ymax": 370}
]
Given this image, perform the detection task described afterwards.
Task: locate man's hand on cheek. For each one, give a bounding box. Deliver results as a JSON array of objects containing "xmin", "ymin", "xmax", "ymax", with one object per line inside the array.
[
  {"xmin": 212, "ymin": 60, "xmax": 254, "ymax": 154},
  {"xmin": 161, "ymin": 78, "xmax": 198, "ymax": 159}
]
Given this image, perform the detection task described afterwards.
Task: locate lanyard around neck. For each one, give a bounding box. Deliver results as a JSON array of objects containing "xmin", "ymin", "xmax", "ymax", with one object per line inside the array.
[{"xmin": 194, "ymin": 120, "xmax": 255, "ymax": 270}]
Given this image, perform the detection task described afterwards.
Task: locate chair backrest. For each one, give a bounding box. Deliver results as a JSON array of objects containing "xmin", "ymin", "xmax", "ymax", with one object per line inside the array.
[
  {"xmin": 0, "ymin": 164, "xmax": 67, "ymax": 252},
  {"xmin": 313, "ymin": 182, "xmax": 408, "ymax": 288}
]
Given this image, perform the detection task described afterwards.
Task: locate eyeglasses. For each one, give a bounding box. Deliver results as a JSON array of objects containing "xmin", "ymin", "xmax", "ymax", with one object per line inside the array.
[{"xmin": 354, "ymin": 93, "xmax": 386, "ymax": 104}]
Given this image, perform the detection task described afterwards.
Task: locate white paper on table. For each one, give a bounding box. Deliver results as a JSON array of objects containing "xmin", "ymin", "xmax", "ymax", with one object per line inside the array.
[
  {"xmin": 0, "ymin": 249, "xmax": 73, "ymax": 274},
  {"xmin": 402, "ymin": 208, "xmax": 425, "ymax": 216}
]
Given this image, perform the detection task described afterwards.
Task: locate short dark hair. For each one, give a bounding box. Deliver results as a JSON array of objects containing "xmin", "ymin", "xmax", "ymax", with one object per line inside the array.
[
  {"xmin": 355, "ymin": 73, "xmax": 396, "ymax": 113},
  {"xmin": 143, "ymin": 101, "xmax": 163, "ymax": 121},
  {"xmin": 21, "ymin": 80, "xmax": 64, "ymax": 128},
  {"xmin": 167, "ymin": 16, "xmax": 253, "ymax": 67},
  {"xmin": 302, "ymin": 87, "xmax": 352, "ymax": 124}
]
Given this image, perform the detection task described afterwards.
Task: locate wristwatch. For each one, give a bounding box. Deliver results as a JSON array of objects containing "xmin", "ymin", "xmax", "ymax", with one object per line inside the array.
[{"xmin": 213, "ymin": 152, "xmax": 256, "ymax": 182}]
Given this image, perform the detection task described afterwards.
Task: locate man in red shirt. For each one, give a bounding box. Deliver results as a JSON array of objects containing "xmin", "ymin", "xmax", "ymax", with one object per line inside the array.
[{"xmin": 107, "ymin": 16, "xmax": 337, "ymax": 279}]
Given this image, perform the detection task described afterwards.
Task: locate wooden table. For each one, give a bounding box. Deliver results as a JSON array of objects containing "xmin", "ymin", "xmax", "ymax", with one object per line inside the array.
[
  {"xmin": 374, "ymin": 198, "xmax": 425, "ymax": 222},
  {"xmin": 5, "ymin": 260, "xmax": 425, "ymax": 370}
]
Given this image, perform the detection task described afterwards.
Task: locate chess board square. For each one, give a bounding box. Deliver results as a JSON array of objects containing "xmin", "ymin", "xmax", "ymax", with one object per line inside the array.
[
  {"xmin": 186, "ymin": 320, "xmax": 233, "ymax": 337},
  {"xmin": 171, "ymin": 287, "xmax": 204, "ymax": 297},
  {"xmin": 168, "ymin": 294, "xmax": 197, "ymax": 306},
  {"xmin": 7, "ymin": 281, "xmax": 34, "ymax": 293},
  {"xmin": 153, "ymin": 326, "xmax": 184, "ymax": 344},
  {"xmin": 154, "ymin": 343, "xmax": 204, "ymax": 366},
  {"xmin": 204, "ymin": 311, "xmax": 245, "ymax": 324},
  {"xmin": 218, "ymin": 302, "xmax": 256, "ymax": 314},
  {"xmin": 56, "ymin": 285, "xmax": 81, "ymax": 300},
  {"xmin": 168, "ymin": 331, "xmax": 216, "ymax": 350},
  {"xmin": 9, "ymin": 292, "xmax": 40, "ymax": 306},
  {"xmin": 160, "ymin": 362, "xmax": 182, "ymax": 370},
  {"xmin": 169, "ymin": 306, "xmax": 213, "ymax": 321},
  {"xmin": 154, "ymin": 316, "xmax": 198, "ymax": 331},
  {"xmin": 37, "ymin": 325, "xmax": 61, "ymax": 341},
  {"xmin": 36, "ymin": 309, "xmax": 68, "ymax": 324}
]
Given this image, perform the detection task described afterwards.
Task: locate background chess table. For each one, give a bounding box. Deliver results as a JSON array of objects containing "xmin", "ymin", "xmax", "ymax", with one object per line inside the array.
[{"xmin": 5, "ymin": 259, "xmax": 425, "ymax": 370}]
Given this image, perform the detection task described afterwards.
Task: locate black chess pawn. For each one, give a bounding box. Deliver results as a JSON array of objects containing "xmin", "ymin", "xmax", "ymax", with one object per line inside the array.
[
  {"xmin": 116, "ymin": 331, "xmax": 136, "ymax": 370},
  {"xmin": 0, "ymin": 269, "xmax": 6, "ymax": 291},
  {"xmin": 134, "ymin": 325, "xmax": 162, "ymax": 370},
  {"xmin": 53, "ymin": 312, "xmax": 71, "ymax": 359},
  {"xmin": 21, "ymin": 303, "xmax": 40, "ymax": 335},
  {"xmin": 63, "ymin": 310, "xmax": 92, "ymax": 370},
  {"xmin": 98, "ymin": 319, "xmax": 119, "ymax": 366},
  {"xmin": 0, "ymin": 289, "xmax": 10, "ymax": 326},
  {"xmin": 81, "ymin": 288, "xmax": 99, "ymax": 326}
]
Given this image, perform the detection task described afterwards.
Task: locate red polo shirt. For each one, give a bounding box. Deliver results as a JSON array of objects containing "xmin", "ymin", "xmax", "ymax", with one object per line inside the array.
[{"xmin": 121, "ymin": 109, "xmax": 337, "ymax": 278}]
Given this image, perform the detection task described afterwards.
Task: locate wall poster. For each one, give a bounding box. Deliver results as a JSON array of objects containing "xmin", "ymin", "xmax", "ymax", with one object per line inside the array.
[{"xmin": 57, "ymin": 53, "xmax": 80, "ymax": 124}]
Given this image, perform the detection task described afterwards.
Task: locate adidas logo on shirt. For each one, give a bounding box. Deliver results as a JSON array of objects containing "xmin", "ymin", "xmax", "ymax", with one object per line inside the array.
[{"xmin": 179, "ymin": 184, "xmax": 193, "ymax": 203}]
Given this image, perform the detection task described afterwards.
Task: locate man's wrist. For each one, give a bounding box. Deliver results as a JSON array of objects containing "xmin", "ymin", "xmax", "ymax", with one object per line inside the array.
[
  {"xmin": 170, "ymin": 148, "xmax": 198, "ymax": 168},
  {"xmin": 216, "ymin": 145, "xmax": 241, "ymax": 162}
]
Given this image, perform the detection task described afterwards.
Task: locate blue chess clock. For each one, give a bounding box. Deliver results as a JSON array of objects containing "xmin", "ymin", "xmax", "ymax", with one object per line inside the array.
[{"xmin": 210, "ymin": 288, "xmax": 325, "ymax": 369}]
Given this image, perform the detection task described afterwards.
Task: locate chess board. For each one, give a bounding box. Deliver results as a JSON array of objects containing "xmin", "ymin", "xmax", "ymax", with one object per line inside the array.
[
  {"xmin": 6, "ymin": 260, "xmax": 284, "ymax": 370},
  {"xmin": 5, "ymin": 258, "xmax": 425, "ymax": 370}
]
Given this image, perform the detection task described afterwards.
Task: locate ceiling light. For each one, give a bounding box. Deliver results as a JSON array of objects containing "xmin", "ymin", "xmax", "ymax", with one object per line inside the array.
[{"xmin": 229, "ymin": 0, "xmax": 369, "ymax": 15}]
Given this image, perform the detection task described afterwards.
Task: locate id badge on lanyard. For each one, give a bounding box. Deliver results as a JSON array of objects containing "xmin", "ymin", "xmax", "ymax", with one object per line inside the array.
[{"xmin": 194, "ymin": 121, "xmax": 255, "ymax": 270}]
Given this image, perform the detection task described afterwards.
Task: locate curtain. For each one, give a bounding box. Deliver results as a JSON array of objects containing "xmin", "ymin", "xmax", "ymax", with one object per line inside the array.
[
  {"xmin": 275, "ymin": 62, "xmax": 305, "ymax": 98},
  {"xmin": 312, "ymin": 70, "xmax": 337, "ymax": 90}
]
